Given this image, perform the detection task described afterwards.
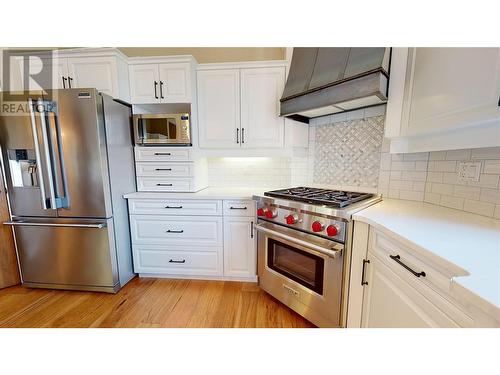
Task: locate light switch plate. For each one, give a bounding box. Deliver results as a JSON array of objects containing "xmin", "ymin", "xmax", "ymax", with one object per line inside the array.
[{"xmin": 457, "ymin": 161, "xmax": 481, "ymax": 182}]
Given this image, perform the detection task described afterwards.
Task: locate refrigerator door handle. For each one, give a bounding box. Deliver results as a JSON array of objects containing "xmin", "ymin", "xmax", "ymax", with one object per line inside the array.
[
  {"xmin": 4, "ymin": 221, "xmax": 106, "ymax": 229},
  {"xmin": 35, "ymin": 99, "xmax": 59, "ymax": 209},
  {"xmin": 28, "ymin": 98, "xmax": 49, "ymax": 209}
]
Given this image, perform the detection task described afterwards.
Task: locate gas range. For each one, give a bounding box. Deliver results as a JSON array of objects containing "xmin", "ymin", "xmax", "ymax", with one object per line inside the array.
[{"xmin": 254, "ymin": 187, "xmax": 382, "ymax": 244}]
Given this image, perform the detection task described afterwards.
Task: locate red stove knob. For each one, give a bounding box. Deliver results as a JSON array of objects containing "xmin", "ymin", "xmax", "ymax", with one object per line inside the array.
[
  {"xmin": 311, "ymin": 221, "xmax": 325, "ymax": 232},
  {"xmin": 265, "ymin": 209, "xmax": 277, "ymax": 219},
  {"xmin": 257, "ymin": 207, "xmax": 266, "ymax": 216},
  {"xmin": 326, "ymin": 225, "xmax": 339, "ymax": 237},
  {"xmin": 285, "ymin": 214, "xmax": 298, "ymax": 225}
]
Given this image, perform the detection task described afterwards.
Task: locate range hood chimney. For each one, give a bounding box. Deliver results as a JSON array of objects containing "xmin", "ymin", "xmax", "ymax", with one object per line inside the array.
[{"xmin": 280, "ymin": 48, "xmax": 391, "ymax": 123}]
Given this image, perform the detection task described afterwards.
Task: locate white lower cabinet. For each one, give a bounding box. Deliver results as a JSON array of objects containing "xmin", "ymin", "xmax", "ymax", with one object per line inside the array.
[
  {"xmin": 223, "ymin": 217, "xmax": 256, "ymax": 280},
  {"xmin": 127, "ymin": 198, "xmax": 257, "ymax": 281}
]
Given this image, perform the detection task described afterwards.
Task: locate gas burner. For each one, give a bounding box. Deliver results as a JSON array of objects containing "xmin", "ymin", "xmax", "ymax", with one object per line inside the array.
[{"xmin": 264, "ymin": 187, "xmax": 374, "ymax": 208}]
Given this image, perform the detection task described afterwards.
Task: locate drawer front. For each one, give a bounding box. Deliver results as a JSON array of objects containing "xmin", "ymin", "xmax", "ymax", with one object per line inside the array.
[
  {"xmin": 128, "ymin": 199, "xmax": 222, "ymax": 216},
  {"xmin": 368, "ymin": 228, "xmax": 474, "ymax": 327},
  {"xmin": 130, "ymin": 215, "xmax": 223, "ymax": 246},
  {"xmin": 137, "ymin": 177, "xmax": 192, "ymax": 192},
  {"xmin": 136, "ymin": 162, "xmax": 193, "ymax": 177},
  {"xmin": 135, "ymin": 147, "xmax": 191, "ymax": 162},
  {"xmin": 223, "ymin": 200, "xmax": 256, "ymax": 217},
  {"xmin": 133, "ymin": 245, "xmax": 222, "ymax": 276}
]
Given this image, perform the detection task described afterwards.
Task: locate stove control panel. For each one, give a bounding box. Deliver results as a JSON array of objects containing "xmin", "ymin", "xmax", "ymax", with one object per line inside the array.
[{"xmin": 256, "ymin": 203, "xmax": 346, "ymax": 243}]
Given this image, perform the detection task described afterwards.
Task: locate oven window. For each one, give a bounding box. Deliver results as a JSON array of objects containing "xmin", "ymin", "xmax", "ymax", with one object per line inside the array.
[
  {"xmin": 139, "ymin": 118, "xmax": 177, "ymax": 141},
  {"xmin": 267, "ymin": 238, "xmax": 324, "ymax": 295}
]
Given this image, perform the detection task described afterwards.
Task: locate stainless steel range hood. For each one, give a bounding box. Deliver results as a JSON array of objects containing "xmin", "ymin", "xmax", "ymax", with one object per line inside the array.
[{"xmin": 280, "ymin": 48, "xmax": 391, "ymax": 123}]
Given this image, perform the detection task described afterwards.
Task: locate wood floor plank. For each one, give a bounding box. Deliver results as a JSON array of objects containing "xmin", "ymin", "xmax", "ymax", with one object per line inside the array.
[{"xmin": 0, "ymin": 278, "xmax": 314, "ymax": 328}]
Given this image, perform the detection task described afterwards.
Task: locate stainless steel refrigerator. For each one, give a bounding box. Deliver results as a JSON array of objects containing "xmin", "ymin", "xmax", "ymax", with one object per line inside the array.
[{"xmin": 0, "ymin": 88, "xmax": 136, "ymax": 293}]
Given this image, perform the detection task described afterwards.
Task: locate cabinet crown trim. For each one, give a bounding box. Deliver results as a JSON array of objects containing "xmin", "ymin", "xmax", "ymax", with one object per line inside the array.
[{"xmin": 197, "ymin": 60, "xmax": 288, "ymax": 71}]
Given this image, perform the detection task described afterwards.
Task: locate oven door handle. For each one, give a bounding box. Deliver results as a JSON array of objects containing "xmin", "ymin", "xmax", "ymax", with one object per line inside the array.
[{"xmin": 254, "ymin": 224, "xmax": 342, "ymax": 259}]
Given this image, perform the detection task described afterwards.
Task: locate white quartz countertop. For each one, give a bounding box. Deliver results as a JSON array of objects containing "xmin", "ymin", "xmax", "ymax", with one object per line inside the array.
[
  {"xmin": 353, "ymin": 199, "xmax": 500, "ymax": 313},
  {"xmin": 123, "ymin": 187, "xmax": 278, "ymax": 200}
]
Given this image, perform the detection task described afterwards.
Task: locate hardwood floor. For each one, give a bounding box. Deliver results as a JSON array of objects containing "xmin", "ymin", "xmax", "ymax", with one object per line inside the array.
[{"xmin": 0, "ymin": 277, "xmax": 315, "ymax": 328}]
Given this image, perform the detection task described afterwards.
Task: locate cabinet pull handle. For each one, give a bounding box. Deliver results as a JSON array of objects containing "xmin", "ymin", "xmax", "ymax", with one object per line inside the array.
[
  {"xmin": 154, "ymin": 152, "xmax": 171, "ymax": 156},
  {"xmin": 361, "ymin": 259, "xmax": 370, "ymax": 285},
  {"xmin": 165, "ymin": 205, "xmax": 183, "ymax": 209},
  {"xmin": 62, "ymin": 76, "xmax": 67, "ymax": 89},
  {"xmin": 236, "ymin": 128, "xmax": 239, "ymax": 144},
  {"xmin": 155, "ymin": 168, "xmax": 172, "ymax": 171},
  {"xmin": 159, "ymin": 81, "xmax": 164, "ymax": 99},
  {"xmin": 154, "ymin": 81, "xmax": 158, "ymax": 99},
  {"xmin": 156, "ymin": 183, "xmax": 173, "ymax": 186},
  {"xmin": 241, "ymin": 127, "xmax": 245, "ymax": 144},
  {"xmin": 230, "ymin": 206, "xmax": 247, "ymax": 210},
  {"xmin": 389, "ymin": 255, "xmax": 426, "ymax": 278},
  {"xmin": 251, "ymin": 221, "xmax": 254, "ymax": 238},
  {"xmin": 68, "ymin": 77, "xmax": 73, "ymax": 88},
  {"xmin": 166, "ymin": 229, "xmax": 184, "ymax": 233},
  {"xmin": 169, "ymin": 259, "xmax": 186, "ymax": 264}
]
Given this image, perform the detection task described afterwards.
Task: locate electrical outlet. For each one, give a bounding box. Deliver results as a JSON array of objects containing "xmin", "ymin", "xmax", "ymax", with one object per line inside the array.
[{"xmin": 457, "ymin": 161, "xmax": 481, "ymax": 182}]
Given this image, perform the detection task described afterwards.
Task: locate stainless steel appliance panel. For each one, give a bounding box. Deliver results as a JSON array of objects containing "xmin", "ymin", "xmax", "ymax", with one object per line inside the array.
[
  {"xmin": 10, "ymin": 217, "xmax": 118, "ymax": 290},
  {"xmin": 48, "ymin": 89, "xmax": 112, "ymax": 218},
  {"xmin": 0, "ymin": 91, "xmax": 57, "ymax": 217}
]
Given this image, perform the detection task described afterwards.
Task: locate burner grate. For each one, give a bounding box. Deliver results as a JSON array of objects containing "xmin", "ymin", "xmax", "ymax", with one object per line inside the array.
[{"xmin": 264, "ymin": 187, "xmax": 373, "ymax": 208}]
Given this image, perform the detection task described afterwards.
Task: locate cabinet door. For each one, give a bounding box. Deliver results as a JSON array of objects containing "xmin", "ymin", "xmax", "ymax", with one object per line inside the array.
[
  {"xmin": 158, "ymin": 63, "xmax": 191, "ymax": 103},
  {"xmin": 8, "ymin": 56, "xmax": 68, "ymax": 91},
  {"xmin": 405, "ymin": 48, "xmax": 500, "ymax": 136},
  {"xmin": 223, "ymin": 217, "xmax": 256, "ymax": 279},
  {"xmin": 361, "ymin": 252, "xmax": 459, "ymax": 328},
  {"xmin": 240, "ymin": 67, "xmax": 285, "ymax": 148},
  {"xmin": 67, "ymin": 56, "xmax": 119, "ymax": 97},
  {"xmin": 197, "ymin": 69, "xmax": 241, "ymax": 148},
  {"xmin": 129, "ymin": 64, "xmax": 160, "ymax": 104}
]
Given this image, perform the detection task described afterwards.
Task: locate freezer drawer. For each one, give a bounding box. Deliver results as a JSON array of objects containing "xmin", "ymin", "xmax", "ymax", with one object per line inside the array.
[{"xmin": 10, "ymin": 218, "xmax": 118, "ymax": 291}]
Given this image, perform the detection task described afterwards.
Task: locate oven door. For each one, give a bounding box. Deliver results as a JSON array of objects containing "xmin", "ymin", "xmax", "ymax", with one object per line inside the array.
[
  {"xmin": 133, "ymin": 114, "xmax": 191, "ymax": 145},
  {"xmin": 256, "ymin": 221, "xmax": 344, "ymax": 327}
]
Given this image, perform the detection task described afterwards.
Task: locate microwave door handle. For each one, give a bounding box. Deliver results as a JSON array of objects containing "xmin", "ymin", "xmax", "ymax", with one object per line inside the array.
[
  {"xmin": 36, "ymin": 100, "xmax": 58, "ymax": 209},
  {"xmin": 28, "ymin": 99, "xmax": 49, "ymax": 209},
  {"xmin": 133, "ymin": 117, "xmax": 143, "ymax": 145}
]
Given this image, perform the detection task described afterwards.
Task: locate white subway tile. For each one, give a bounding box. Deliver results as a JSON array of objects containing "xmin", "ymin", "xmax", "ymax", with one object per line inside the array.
[
  {"xmin": 429, "ymin": 151, "xmax": 446, "ymax": 161},
  {"xmin": 471, "ymin": 147, "xmax": 500, "ymax": 160},
  {"xmin": 415, "ymin": 161, "xmax": 428, "ymax": 171},
  {"xmin": 399, "ymin": 190, "xmax": 424, "ymax": 201},
  {"xmin": 401, "ymin": 171, "xmax": 427, "ymax": 181},
  {"xmin": 433, "ymin": 161, "xmax": 457, "ymax": 172},
  {"xmin": 480, "ymin": 188, "xmax": 500, "ymax": 204},
  {"xmin": 427, "ymin": 172, "xmax": 443, "ymax": 183},
  {"xmin": 468, "ymin": 174, "xmax": 499, "ymax": 188},
  {"xmin": 391, "ymin": 154, "xmax": 404, "ymax": 162},
  {"xmin": 389, "ymin": 180, "xmax": 414, "ymax": 190},
  {"xmin": 483, "ymin": 160, "xmax": 500, "ymax": 174},
  {"xmin": 425, "ymin": 182, "xmax": 432, "ymax": 193},
  {"xmin": 442, "ymin": 172, "xmax": 460, "ymax": 185},
  {"xmin": 391, "ymin": 161, "xmax": 416, "ymax": 171},
  {"xmin": 453, "ymin": 185, "xmax": 481, "ymax": 200},
  {"xmin": 431, "ymin": 183, "xmax": 454, "ymax": 195},
  {"xmin": 445, "ymin": 149, "xmax": 471, "ymax": 161},
  {"xmin": 413, "ymin": 181, "xmax": 426, "ymax": 192},
  {"xmin": 424, "ymin": 192, "xmax": 441, "ymax": 205},
  {"xmin": 403, "ymin": 152, "xmax": 429, "ymax": 161},
  {"xmin": 388, "ymin": 189, "xmax": 400, "ymax": 199},
  {"xmin": 463, "ymin": 200, "xmax": 495, "ymax": 217},
  {"xmin": 390, "ymin": 170, "xmax": 402, "ymax": 180},
  {"xmin": 440, "ymin": 195, "xmax": 464, "ymax": 210}
]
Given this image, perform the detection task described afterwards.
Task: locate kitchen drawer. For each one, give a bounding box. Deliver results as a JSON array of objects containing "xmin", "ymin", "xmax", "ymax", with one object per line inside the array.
[
  {"xmin": 137, "ymin": 177, "xmax": 193, "ymax": 192},
  {"xmin": 223, "ymin": 200, "xmax": 256, "ymax": 217},
  {"xmin": 134, "ymin": 147, "xmax": 192, "ymax": 162},
  {"xmin": 135, "ymin": 162, "xmax": 193, "ymax": 177},
  {"xmin": 368, "ymin": 228, "xmax": 474, "ymax": 327},
  {"xmin": 130, "ymin": 215, "xmax": 223, "ymax": 247},
  {"xmin": 133, "ymin": 245, "xmax": 222, "ymax": 276},
  {"xmin": 128, "ymin": 199, "xmax": 222, "ymax": 216}
]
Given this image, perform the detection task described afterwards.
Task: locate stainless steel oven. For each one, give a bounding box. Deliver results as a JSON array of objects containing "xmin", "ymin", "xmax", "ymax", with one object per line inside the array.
[
  {"xmin": 256, "ymin": 221, "xmax": 344, "ymax": 327},
  {"xmin": 133, "ymin": 113, "xmax": 191, "ymax": 146}
]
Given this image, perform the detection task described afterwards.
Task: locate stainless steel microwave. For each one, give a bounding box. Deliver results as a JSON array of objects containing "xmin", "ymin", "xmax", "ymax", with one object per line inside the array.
[{"xmin": 133, "ymin": 113, "xmax": 191, "ymax": 146}]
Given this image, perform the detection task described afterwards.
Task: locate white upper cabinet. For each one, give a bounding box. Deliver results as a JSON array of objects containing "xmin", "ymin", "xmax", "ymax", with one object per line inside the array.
[
  {"xmin": 158, "ymin": 63, "xmax": 191, "ymax": 102},
  {"xmin": 197, "ymin": 64, "xmax": 286, "ymax": 150},
  {"xmin": 128, "ymin": 60, "xmax": 193, "ymax": 104},
  {"xmin": 386, "ymin": 48, "xmax": 500, "ymax": 153},
  {"xmin": 197, "ymin": 69, "xmax": 241, "ymax": 148},
  {"xmin": 240, "ymin": 67, "xmax": 285, "ymax": 148},
  {"xmin": 67, "ymin": 56, "xmax": 119, "ymax": 97},
  {"xmin": 6, "ymin": 49, "xmax": 130, "ymax": 100},
  {"xmin": 129, "ymin": 64, "xmax": 160, "ymax": 103}
]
